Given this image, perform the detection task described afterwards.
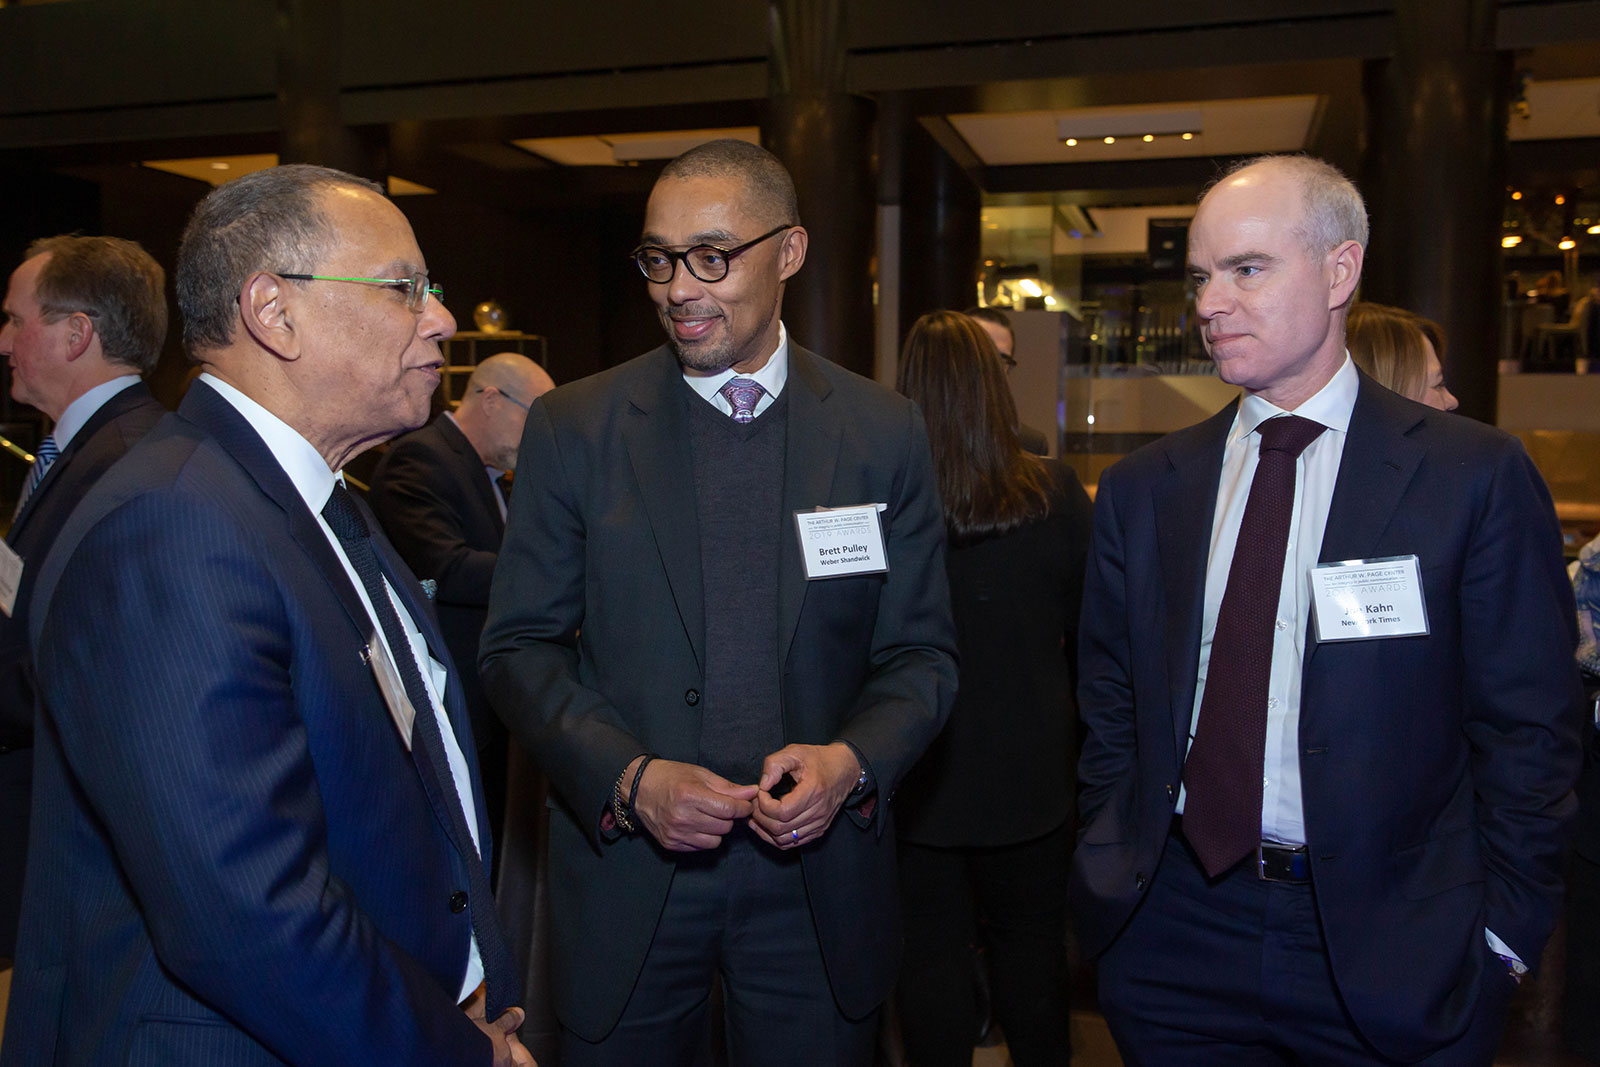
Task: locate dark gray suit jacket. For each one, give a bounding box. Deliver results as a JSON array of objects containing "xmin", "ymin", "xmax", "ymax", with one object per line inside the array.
[{"xmin": 481, "ymin": 343, "xmax": 958, "ymax": 1040}]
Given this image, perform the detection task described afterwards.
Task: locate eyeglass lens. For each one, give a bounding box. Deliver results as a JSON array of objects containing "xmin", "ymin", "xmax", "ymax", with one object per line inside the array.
[{"xmin": 635, "ymin": 247, "xmax": 733, "ymax": 284}]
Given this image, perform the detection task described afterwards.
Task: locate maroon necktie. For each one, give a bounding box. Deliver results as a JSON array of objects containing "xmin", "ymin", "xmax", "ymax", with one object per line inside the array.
[{"xmin": 1182, "ymin": 414, "xmax": 1326, "ymax": 877}]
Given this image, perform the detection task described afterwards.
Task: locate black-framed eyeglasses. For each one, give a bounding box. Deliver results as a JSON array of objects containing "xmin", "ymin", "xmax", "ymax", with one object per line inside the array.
[
  {"xmin": 276, "ymin": 271, "xmax": 443, "ymax": 312},
  {"xmin": 630, "ymin": 224, "xmax": 796, "ymax": 284}
]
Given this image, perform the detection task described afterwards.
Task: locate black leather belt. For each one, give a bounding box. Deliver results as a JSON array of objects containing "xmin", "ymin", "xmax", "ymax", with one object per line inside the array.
[{"xmin": 1257, "ymin": 843, "xmax": 1311, "ymax": 883}]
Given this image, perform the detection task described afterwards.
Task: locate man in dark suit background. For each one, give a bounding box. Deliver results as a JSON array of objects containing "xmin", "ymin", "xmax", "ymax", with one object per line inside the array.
[
  {"xmin": 480, "ymin": 139, "xmax": 957, "ymax": 1066},
  {"xmin": 371, "ymin": 351, "xmax": 553, "ymax": 850},
  {"xmin": 0, "ymin": 234, "xmax": 167, "ymax": 962},
  {"xmin": 1072, "ymin": 155, "xmax": 1584, "ymax": 1064},
  {"xmin": 3, "ymin": 165, "xmax": 530, "ymax": 1065}
]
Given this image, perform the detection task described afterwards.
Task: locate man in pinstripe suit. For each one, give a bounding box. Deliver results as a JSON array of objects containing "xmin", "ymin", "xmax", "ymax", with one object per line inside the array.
[{"xmin": 1, "ymin": 166, "xmax": 530, "ymax": 1066}]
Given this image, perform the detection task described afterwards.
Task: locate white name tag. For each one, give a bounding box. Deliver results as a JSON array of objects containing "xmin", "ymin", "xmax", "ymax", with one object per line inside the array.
[
  {"xmin": 363, "ymin": 637, "xmax": 416, "ymax": 749},
  {"xmin": 1310, "ymin": 555, "xmax": 1430, "ymax": 642},
  {"xmin": 795, "ymin": 504, "xmax": 888, "ymax": 579},
  {"xmin": 0, "ymin": 541, "xmax": 22, "ymax": 618}
]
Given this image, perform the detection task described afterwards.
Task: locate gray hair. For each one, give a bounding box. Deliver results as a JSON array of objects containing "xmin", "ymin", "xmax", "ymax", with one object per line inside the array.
[
  {"xmin": 657, "ymin": 139, "xmax": 800, "ymax": 228},
  {"xmin": 1209, "ymin": 154, "xmax": 1369, "ymax": 254},
  {"xmin": 176, "ymin": 164, "xmax": 381, "ymax": 356},
  {"xmin": 25, "ymin": 235, "xmax": 168, "ymax": 374}
]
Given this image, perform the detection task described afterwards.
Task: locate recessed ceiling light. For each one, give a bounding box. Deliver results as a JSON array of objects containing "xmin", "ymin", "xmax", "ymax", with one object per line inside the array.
[
  {"xmin": 1559, "ymin": 237, "xmax": 1576, "ymax": 249},
  {"xmin": 1142, "ymin": 134, "xmax": 1154, "ymax": 142},
  {"xmin": 1103, "ymin": 136, "xmax": 1115, "ymax": 145},
  {"xmin": 1502, "ymin": 235, "xmax": 1523, "ymax": 248},
  {"xmin": 209, "ymin": 162, "xmax": 229, "ymax": 170},
  {"xmin": 1588, "ymin": 224, "xmax": 1600, "ymax": 235},
  {"xmin": 1065, "ymin": 138, "xmax": 1078, "ymax": 147},
  {"xmin": 1511, "ymin": 190, "xmax": 1523, "ymax": 200}
]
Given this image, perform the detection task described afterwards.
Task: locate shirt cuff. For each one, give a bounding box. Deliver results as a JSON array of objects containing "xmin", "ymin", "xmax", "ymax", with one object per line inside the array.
[{"xmin": 1485, "ymin": 928, "xmax": 1528, "ymax": 976}]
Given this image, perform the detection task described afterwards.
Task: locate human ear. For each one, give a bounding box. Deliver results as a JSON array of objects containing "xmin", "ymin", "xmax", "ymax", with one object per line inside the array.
[
  {"xmin": 240, "ymin": 272, "xmax": 301, "ymax": 361},
  {"xmin": 777, "ymin": 226, "xmax": 809, "ymax": 283},
  {"xmin": 1328, "ymin": 240, "xmax": 1364, "ymax": 310}
]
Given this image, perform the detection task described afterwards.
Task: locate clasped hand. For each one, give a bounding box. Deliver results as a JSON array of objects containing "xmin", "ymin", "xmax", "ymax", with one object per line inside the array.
[{"xmin": 627, "ymin": 743, "xmax": 860, "ymax": 852}]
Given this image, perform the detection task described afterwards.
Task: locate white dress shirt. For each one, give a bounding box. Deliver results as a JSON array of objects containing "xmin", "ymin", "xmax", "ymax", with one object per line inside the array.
[
  {"xmin": 681, "ymin": 321, "xmax": 789, "ymax": 416},
  {"xmin": 201, "ymin": 373, "xmax": 485, "ymax": 998},
  {"xmin": 51, "ymin": 374, "xmax": 141, "ymax": 450},
  {"xmin": 1176, "ymin": 356, "xmax": 1356, "ymax": 846}
]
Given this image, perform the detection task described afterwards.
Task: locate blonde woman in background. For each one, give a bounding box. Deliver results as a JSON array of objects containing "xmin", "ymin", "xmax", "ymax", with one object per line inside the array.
[{"xmin": 1346, "ymin": 301, "xmax": 1459, "ymax": 411}]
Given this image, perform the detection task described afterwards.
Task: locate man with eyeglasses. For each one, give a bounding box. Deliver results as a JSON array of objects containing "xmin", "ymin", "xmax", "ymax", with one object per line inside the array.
[
  {"xmin": 3, "ymin": 165, "xmax": 532, "ymax": 1066},
  {"xmin": 371, "ymin": 351, "xmax": 554, "ymax": 858},
  {"xmin": 481, "ymin": 139, "xmax": 957, "ymax": 1066}
]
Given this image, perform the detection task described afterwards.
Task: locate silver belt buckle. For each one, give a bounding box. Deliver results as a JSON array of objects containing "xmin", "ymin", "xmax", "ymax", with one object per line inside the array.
[{"xmin": 1257, "ymin": 842, "xmax": 1309, "ymax": 882}]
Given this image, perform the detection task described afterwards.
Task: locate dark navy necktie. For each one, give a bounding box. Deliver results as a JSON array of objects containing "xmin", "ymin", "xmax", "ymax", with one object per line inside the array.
[
  {"xmin": 321, "ymin": 482, "xmax": 520, "ymax": 1015},
  {"xmin": 1182, "ymin": 414, "xmax": 1326, "ymax": 877}
]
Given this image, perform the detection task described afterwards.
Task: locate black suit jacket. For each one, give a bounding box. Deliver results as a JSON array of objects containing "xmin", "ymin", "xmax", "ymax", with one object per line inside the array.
[
  {"xmin": 896, "ymin": 460, "xmax": 1092, "ymax": 847},
  {"xmin": 480, "ymin": 344, "xmax": 958, "ymax": 1040},
  {"xmin": 0, "ymin": 379, "xmax": 163, "ymax": 958},
  {"xmin": 2, "ymin": 382, "xmax": 506, "ymax": 1065},
  {"xmin": 1071, "ymin": 372, "xmax": 1585, "ymax": 1061},
  {"xmin": 370, "ymin": 413, "xmax": 504, "ymax": 740}
]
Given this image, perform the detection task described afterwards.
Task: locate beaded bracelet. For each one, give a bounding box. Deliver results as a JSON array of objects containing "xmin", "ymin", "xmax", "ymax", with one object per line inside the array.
[{"xmin": 611, "ymin": 753, "xmax": 657, "ymax": 834}]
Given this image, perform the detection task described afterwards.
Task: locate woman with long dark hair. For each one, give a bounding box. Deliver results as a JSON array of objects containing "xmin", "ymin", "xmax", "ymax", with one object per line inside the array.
[{"xmin": 893, "ymin": 310, "xmax": 1092, "ymax": 1065}]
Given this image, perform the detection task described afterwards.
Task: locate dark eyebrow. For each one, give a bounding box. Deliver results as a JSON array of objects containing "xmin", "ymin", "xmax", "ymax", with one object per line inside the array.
[{"xmin": 639, "ymin": 230, "xmax": 741, "ymax": 248}]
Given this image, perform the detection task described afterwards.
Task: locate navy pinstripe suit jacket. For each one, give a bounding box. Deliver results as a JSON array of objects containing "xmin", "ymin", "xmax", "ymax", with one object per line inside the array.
[{"xmin": 1, "ymin": 381, "xmax": 506, "ymax": 1066}]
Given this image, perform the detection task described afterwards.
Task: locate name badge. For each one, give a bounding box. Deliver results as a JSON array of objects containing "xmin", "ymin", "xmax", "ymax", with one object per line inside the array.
[
  {"xmin": 1310, "ymin": 555, "xmax": 1429, "ymax": 642},
  {"xmin": 0, "ymin": 541, "xmax": 21, "ymax": 618},
  {"xmin": 363, "ymin": 636, "xmax": 416, "ymax": 749},
  {"xmin": 795, "ymin": 504, "xmax": 888, "ymax": 579}
]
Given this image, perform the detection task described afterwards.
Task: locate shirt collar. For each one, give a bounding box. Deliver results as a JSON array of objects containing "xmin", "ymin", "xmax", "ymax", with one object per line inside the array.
[
  {"xmin": 199, "ymin": 372, "xmax": 339, "ymax": 513},
  {"xmin": 1231, "ymin": 353, "xmax": 1358, "ymax": 446},
  {"xmin": 52, "ymin": 374, "xmax": 140, "ymax": 450},
  {"xmin": 681, "ymin": 321, "xmax": 789, "ymax": 404}
]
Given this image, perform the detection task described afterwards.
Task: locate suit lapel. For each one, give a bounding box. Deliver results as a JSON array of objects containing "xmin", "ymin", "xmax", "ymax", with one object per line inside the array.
[
  {"xmin": 621, "ymin": 349, "xmax": 707, "ymax": 670},
  {"xmin": 178, "ymin": 382, "xmax": 372, "ymax": 643},
  {"xmin": 436, "ymin": 414, "xmax": 505, "ymax": 539},
  {"xmin": 779, "ymin": 347, "xmax": 840, "ymax": 664},
  {"xmin": 1153, "ymin": 402, "xmax": 1235, "ymax": 768},
  {"xmin": 1308, "ymin": 375, "xmax": 1425, "ymax": 663},
  {"xmin": 10, "ymin": 381, "xmax": 150, "ymax": 539}
]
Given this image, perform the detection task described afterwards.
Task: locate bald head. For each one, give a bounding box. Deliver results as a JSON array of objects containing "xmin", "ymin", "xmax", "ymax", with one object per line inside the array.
[
  {"xmin": 467, "ymin": 352, "xmax": 553, "ymax": 404},
  {"xmin": 1205, "ymin": 155, "xmax": 1368, "ymax": 258},
  {"xmin": 455, "ymin": 352, "xmax": 554, "ymax": 470}
]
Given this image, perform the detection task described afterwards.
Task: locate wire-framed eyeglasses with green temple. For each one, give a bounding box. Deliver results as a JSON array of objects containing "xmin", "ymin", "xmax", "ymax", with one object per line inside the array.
[{"xmin": 276, "ymin": 271, "xmax": 443, "ymax": 312}]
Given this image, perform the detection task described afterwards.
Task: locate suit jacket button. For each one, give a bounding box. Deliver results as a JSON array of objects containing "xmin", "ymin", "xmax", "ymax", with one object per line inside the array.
[
  {"xmin": 449, "ymin": 890, "xmax": 468, "ymax": 914},
  {"xmin": 685, "ymin": 689, "xmax": 700, "ymax": 706},
  {"xmin": 1135, "ymin": 873, "xmax": 1147, "ymax": 890},
  {"xmin": 1165, "ymin": 783, "xmax": 1174, "ymax": 799}
]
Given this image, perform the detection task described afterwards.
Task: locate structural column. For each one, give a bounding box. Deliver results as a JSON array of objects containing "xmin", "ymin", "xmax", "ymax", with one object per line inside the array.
[
  {"xmin": 762, "ymin": 0, "xmax": 876, "ymax": 377},
  {"xmin": 275, "ymin": 0, "xmax": 384, "ymax": 179},
  {"xmin": 1361, "ymin": 0, "xmax": 1510, "ymax": 422},
  {"xmin": 881, "ymin": 94, "xmax": 982, "ymax": 351}
]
